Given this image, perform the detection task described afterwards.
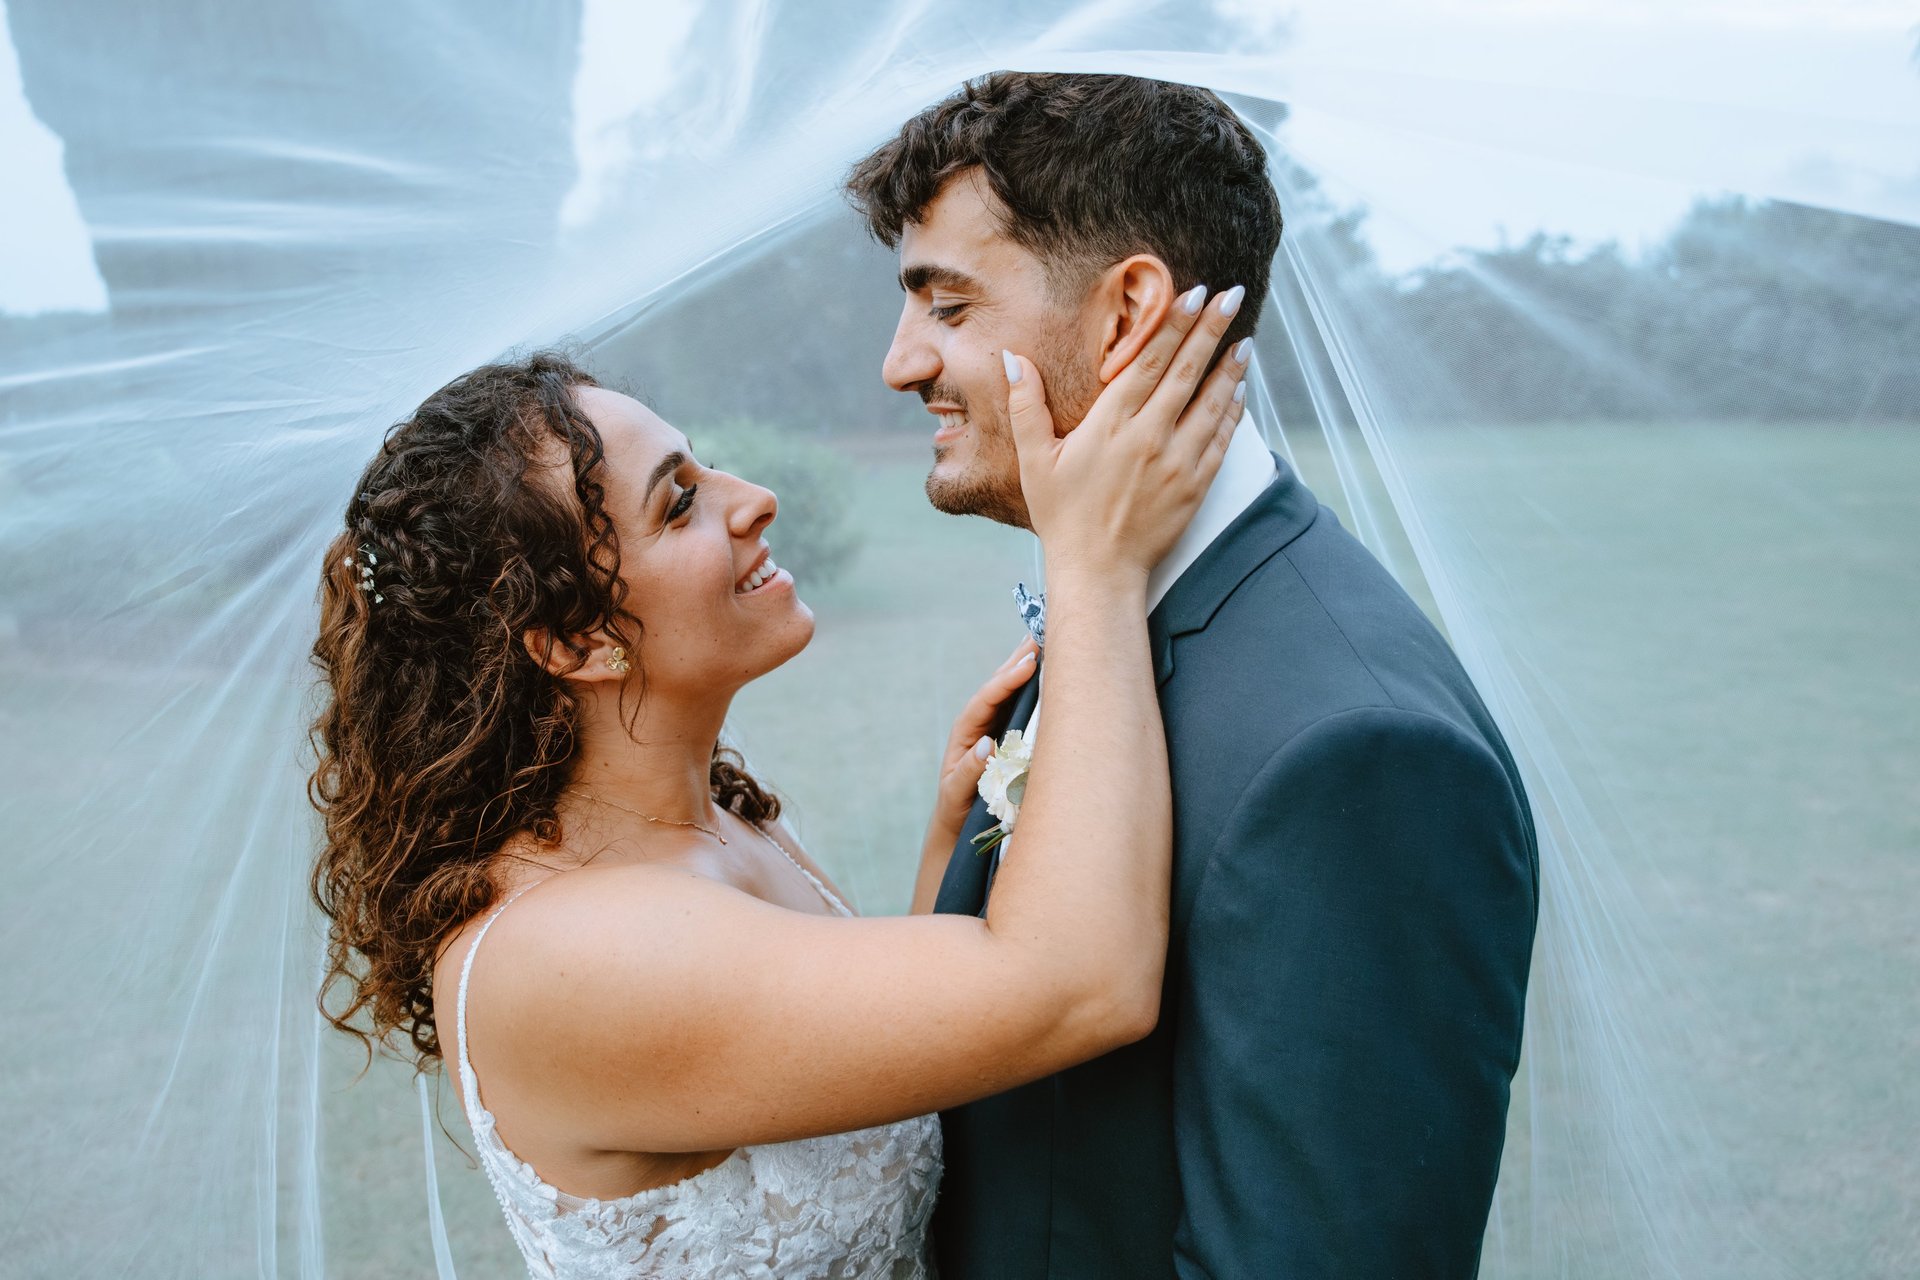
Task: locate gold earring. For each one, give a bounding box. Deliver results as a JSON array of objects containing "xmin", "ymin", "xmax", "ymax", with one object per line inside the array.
[{"xmin": 608, "ymin": 646, "xmax": 630, "ymax": 674}]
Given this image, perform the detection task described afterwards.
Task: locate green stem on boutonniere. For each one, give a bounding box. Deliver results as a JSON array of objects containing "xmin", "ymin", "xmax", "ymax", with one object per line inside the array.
[{"xmin": 971, "ymin": 823, "xmax": 1011, "ymax": 857}]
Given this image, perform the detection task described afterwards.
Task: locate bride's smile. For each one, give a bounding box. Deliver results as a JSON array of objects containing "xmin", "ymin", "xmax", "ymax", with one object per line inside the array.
[{"xmin": 567, "ymin": 385, "xmax": 815, "ymax": 699}]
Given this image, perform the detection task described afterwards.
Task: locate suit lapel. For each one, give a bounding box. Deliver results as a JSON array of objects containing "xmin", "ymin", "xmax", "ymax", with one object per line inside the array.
[
  {"xmin": 1148, "ymin": 452, "xmax": 1320, "ymax": 686},
  {"xmin": 930, "ymin": 456, "xmax": 1316, "ymax": 916},
  {"xmin": 932, "ymin": 664, "xmax": 1043, "ymax": 918}
]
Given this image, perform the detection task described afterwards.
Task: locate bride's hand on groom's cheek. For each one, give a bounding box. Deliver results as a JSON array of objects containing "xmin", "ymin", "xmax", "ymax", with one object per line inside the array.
[{"xmin": 1003, "ymin": 284, "xmax": 1250, "ymax": 579}]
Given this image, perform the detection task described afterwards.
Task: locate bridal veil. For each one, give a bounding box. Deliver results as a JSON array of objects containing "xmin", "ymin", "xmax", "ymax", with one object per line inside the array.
[{"xmin": 2, "ymin": 1, "xmax": 1914, "ymax": 1274}]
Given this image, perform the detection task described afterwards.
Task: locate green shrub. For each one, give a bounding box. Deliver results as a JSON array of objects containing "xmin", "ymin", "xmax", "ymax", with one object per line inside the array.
[{"xmin": 692, "ymin": 419, "xmax": 862, "ymax": 588}]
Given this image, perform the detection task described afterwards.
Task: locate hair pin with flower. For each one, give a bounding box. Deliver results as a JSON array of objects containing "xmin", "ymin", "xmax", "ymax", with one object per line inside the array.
[{"xmin": 344, "ymin": 545, "xmax": 384, "ymax": 604}]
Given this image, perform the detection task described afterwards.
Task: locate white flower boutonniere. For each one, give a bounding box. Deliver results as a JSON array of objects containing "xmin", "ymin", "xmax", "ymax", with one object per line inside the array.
[{"xmin": 972, "ymin": 727, "xmax": 1034, "ymax": 857}]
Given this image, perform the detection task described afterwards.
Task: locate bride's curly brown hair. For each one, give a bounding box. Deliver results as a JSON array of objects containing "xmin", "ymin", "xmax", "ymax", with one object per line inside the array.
[{"xmin": 309, "ymin": 351, "xmax": 779, "ymax": 1068}]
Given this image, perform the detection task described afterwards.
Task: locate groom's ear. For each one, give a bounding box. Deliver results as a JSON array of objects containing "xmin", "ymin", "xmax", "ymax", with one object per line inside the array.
[{"xmin": 1094, "ymin": 255, "xmax": 1177, "ymax": 385}]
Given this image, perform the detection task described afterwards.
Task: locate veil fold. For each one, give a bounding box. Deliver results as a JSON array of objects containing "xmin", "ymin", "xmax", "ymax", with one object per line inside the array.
[{"xmin": 2, "ymin": 2, "xmax": 1913, "ymax": 1274}]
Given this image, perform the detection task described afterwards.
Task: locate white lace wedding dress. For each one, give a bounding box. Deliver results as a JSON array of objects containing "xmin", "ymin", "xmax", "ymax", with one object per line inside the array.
[{"xmin": 453, "ymin": 870, "xmax": 943, "ymax": 1278}]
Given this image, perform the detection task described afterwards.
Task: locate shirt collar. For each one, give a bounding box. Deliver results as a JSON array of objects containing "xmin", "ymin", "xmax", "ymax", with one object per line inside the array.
[{"xmin": 1145, "ymin": 417, "xmax": 1278, "ymax": 612}]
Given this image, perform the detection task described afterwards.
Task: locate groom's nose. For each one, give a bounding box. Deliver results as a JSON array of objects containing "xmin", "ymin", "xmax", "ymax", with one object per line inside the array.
[{"xmin": 882, "ymin": 302, "xmax": 940, "ymax": 392}]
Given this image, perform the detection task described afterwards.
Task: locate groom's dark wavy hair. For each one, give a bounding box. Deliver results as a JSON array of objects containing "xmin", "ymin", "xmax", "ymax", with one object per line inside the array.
[
  {"xmin": 309, "ymin": 352, "xmax": 779, "ymax": 1069},
  {"xmin": 845, "ymin": 72, "xmax": 1283, "ymax": 347}
]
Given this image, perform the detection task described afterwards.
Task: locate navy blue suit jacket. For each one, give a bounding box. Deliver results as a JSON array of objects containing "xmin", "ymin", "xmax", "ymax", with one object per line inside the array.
[{"xmin": 932, "ymin": 457, "xmax": 1538, "ymax": 1279}]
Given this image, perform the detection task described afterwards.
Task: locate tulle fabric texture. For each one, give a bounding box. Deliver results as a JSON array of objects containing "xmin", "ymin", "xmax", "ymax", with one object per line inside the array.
[{"xmin": 1, "ymin": 1, "xmax": 1914, "ymax": 1276}]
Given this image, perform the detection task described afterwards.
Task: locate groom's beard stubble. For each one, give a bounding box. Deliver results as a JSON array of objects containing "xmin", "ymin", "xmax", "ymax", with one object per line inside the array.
[
  {"xmin": 923, "ymin": 381, "xmax": 1030, "ymax": 530},
  {"xmin": 921, "ymin": 349, "xmax": 1099, "ymax": 532}
]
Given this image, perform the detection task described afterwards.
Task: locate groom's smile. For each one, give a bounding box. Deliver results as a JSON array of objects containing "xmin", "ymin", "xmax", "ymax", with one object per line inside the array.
[{"xmin": 921, "ymin": 387, "xmax": 969, "ymax": 448}]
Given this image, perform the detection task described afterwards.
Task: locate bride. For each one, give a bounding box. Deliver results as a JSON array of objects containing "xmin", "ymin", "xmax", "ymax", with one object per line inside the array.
[{"xmin": 307, "ymin": 287, "xmax": 1249, "ymax": 1276}]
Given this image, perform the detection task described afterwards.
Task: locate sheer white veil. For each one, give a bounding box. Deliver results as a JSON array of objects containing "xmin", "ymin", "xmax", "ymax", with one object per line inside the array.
[{"xmin": 2, "ymin": 1, "xmax": 1914, "ymax": 1275}]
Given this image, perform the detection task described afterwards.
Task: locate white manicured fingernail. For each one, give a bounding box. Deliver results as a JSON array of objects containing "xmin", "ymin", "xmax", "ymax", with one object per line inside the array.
[
  {"xmin": 1233, "ymin": 380, "xmax": 1247, "ymax": 404},
  {"xmin": 1018, "ymin": 651, "xmax": 1037, "ymax": 667},
  {"xmin": 1002, "ymin": 350, "xmax": 1022, "ymax": 384},
  {"xmin": 1232, "ymin": 338, "xmax": 1253, "ymax": 364},
  {"xmin": 974, "ymin": 736, "xmax": 993, "ymax": 759},
  {"xmin": 1179, "ymin": 284, "xmax": 1207, "ymax": 315},
  {"xmin": 1220, "ymin": 284, "xmax": 1247, "ymax": 317}
]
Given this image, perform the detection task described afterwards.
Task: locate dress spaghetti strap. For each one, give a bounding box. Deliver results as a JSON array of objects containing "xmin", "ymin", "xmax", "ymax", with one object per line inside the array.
[
  {"xmin": 747, "ymin": 823, "xmax": 854, "ymax": 917},
  {"xmin": 453, "ymin": 885, "xmax": 537, "ymax": 1117}
]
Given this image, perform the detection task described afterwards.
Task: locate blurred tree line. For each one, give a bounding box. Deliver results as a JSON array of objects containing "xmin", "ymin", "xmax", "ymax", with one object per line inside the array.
[
  {"xmin": 598, "ymin": 188, "xmax": 1919, "ymax": 433},
  {"xmin": 1363, "ymin": 197, "xmax": 1920, "ymax": 423}
]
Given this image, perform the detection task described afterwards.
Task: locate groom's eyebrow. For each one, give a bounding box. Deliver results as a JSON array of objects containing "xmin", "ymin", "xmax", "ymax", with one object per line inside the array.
[{"xmin": 899, "ymin": 263, "xmax": 982, "ymax": 295}]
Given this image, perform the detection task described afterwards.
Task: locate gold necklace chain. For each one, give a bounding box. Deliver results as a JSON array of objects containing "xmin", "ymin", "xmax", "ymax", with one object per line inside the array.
[
  {"xmin": 562, "ymin": 787, "xmax": 847, "ymax": 914},
  {"xmin": 563, "ymin": 787, "xmax": 728, "ymax": 845}
]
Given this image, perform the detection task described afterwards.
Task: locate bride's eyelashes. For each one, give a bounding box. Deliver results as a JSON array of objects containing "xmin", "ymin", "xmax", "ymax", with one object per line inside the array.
[{"xmin": 666, "ymin": 484, "xmax": 698, "ymax": 524}]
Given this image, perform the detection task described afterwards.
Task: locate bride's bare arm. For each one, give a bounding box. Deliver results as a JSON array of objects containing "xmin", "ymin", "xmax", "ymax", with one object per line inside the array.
[{"xmin": 472, "ymin": 286, "xmax": 1248, "ymax": 1153}]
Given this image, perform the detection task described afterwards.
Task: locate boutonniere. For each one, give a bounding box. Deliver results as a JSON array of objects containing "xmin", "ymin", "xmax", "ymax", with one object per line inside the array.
[{"xmin": 972, "ymin": 727, "xmax": 1034, "ymax": 857}]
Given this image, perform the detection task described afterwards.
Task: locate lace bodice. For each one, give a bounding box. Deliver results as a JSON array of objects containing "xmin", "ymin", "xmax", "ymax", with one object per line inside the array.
[{"xmin": 453, "ymin": 868, "xmax": 942, "ymax": 1279}]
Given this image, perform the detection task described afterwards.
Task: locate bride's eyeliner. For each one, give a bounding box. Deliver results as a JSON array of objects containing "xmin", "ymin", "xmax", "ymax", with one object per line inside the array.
[{"xmin": 667, "ymin": 483, "xmax": 697, "ymax": 523}]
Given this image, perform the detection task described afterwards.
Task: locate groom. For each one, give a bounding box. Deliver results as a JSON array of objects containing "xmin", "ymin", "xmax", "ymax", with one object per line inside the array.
[{"xmin": 848, "ymin": 73, "xmax": 1538, "ymax": 1277}]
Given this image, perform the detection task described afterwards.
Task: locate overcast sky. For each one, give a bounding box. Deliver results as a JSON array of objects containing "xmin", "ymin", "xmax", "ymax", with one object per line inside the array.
[
  {"xmin": 1267, "ymin": 0, "xmax": 1920, "ymax": 270},
  {"xmin": 4, "ymin": 0, "xmax": 1916, "ymax": 313}
]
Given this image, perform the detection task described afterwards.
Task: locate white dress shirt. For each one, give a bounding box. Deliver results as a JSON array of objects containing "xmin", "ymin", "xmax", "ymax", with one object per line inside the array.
[{"xmin": 1144, "ymin": 414, "xmax": 1280, "ymax": 613}]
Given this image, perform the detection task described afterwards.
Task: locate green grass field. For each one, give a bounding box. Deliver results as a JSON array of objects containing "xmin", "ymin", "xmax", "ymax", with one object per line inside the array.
[{"xmin": 76, "ymin": 421, "xmax": 1915, "ymax": 1276}]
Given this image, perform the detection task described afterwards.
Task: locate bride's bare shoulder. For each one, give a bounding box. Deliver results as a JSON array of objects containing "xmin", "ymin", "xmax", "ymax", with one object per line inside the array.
[
  {"xmin": 434, "ymin": 858, "xmax": 717, "ymax": 993},
  {"xmin": 435, "ymin": 862, "xmax": 761, "ymax": 1080},
  {"xmin": 468, "ymin": 861, "xmax": 771, "ymax": 982},
  {"xmin": 496, "ymin": 859, "xmax": 724, "ymax": 928}
]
